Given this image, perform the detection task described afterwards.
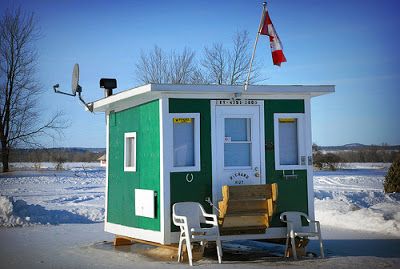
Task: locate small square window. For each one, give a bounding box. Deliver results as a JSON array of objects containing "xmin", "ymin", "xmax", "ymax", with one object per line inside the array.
[{"xmin": 124, "ymin": 132, "xmax": 136, "ymax": 172}]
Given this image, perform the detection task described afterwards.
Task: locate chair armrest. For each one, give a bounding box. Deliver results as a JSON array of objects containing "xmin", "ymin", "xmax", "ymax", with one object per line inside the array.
[
  {"xmin": 294, "ymin": 212, "xmax": 311, "ymax": 223},
  {"xmin": 310, "ymin": 220, "xmax": 321, "ymax": 232},
  {"xmin": 202, "ymin": 213, "xmax": 219, "ymax": 226},
  {"xmin": 173, "ymin": 215, "xmax": 187, "ymax": 227}
]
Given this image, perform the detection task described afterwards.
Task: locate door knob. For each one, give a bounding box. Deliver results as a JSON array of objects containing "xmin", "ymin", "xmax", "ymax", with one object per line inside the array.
[{"xmin": 254, "ymin": 167, "xmax": 260, "ymax": 177}]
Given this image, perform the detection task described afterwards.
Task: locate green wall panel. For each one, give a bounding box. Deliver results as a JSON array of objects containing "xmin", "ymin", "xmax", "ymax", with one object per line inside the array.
[
  {"xmin": 168, "ymin": 99, "xmax": 308, "ymax": 230},
  {"xmin": 169, "ymin": 99, "xmax": 213, "ymax": 232},
  {"xmin": 107, "ymin": 100, "xmax": 160, "ymax": 231},
  {"xmin": 264, "ymin": 100, "xmax": 308, "ymax": 227}
]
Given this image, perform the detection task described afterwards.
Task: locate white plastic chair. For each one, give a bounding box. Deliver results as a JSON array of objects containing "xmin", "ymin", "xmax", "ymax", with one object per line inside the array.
[
  {"xmin": 280, "ymin": 211, "xmax": 324, "ymax": 259},
  {"xmin": 172, "ymin": 202, "xmax": 223, "ymax": 266}
]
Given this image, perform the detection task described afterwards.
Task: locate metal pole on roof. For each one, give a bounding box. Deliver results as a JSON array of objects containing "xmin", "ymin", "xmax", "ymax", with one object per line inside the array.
[{"xmin": 244, "ymin": 2, "xmax": 267, "ymax": 91}]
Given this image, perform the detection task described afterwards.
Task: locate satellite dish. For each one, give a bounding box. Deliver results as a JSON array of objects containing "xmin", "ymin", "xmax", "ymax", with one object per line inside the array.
[
  {"xmin": 72, "ymin": 63, "xmax": 80, "ymax": 94},
  {"xmin": 52, "ymin": 63, "xmax": 93, "ymax": 112}
]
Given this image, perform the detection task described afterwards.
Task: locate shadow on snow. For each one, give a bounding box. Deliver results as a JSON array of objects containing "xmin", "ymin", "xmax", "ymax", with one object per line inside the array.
[{"xmin": 12, "ymin": 199, "xmax": 95, "ymax": 225}]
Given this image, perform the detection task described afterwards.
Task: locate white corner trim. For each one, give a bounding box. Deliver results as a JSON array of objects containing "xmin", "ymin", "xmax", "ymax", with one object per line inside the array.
[
  {"xmin": 124, "ymin": 132, "xmax": 137, "ymax": 172},
  {"xmin": 304, "ymin": 97, "xmax": 315, "ymax": 219},
  {"xmin": 105, "ymin": 222, "xmax": 164, "ymax": 244},
  {"xmin": 259, "ymin": 101, "xmax": 266, "ymax": 184},
  {"xmin": 159, "ymin": 97, "xmax": 171, "ymax": 244},
  {"xmin": 104, "ymin": 113, "xmax": 110, "ymax": 228},
  {"xmin": 210, "ymin": 100, "xmax": 217, "ymax": 214}
]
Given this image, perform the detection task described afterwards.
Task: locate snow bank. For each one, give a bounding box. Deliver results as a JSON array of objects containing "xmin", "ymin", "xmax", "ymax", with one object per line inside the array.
[
  {"xmin": 0, "ymin": 165, "xmax": 106, "ymax": 227},
  {"xmin": 315, "ymin": 194, "xmax": 400, "ymax": 236},
  {"xmin": 338, "ymin": 162, "xmax": 391, "ymax": 170},
  {"xmin": 0, "ymin": 194, "xmax": 104, "ymax": 227},
  {"xmin": 0, "ymin": 196, "xmax": 27, "ymax": 227},
  {"xmin": 5, "ymin": 162, "xmax": 101, "ymax": 170},
  {"xmin": 314, "ymin": 166, "xmax": 400, "ymax": 237}
]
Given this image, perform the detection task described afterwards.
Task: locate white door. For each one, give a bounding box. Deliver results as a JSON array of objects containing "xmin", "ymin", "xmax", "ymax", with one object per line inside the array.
[{"xmin": 214, "ymin": 105, "xmax": 264, "ymax": 203}]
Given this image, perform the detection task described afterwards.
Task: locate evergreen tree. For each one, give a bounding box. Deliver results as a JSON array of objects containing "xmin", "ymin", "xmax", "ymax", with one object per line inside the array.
[{"xmin": 384, "ymin": 159, "xmax": 400, "ymax": 193}]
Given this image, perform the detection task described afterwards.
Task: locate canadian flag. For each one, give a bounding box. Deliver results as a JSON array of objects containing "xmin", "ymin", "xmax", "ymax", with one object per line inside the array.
[{"xmin": 259, "ymin": 8, "xmax": 287, "ymax": 66}]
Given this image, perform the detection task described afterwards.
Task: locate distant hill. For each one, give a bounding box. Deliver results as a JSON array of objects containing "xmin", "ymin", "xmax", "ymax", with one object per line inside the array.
[
  {"xmin": 318, "ymin": 144, "xmax": 400, "ymax": 151},
  {"xmin": 7, "ymin": 148, "xmax": 106, "ymax": 162},
  {"xmin": 314, "ymin": 143, "xmax": 400, "ymax": 163},
  {"xmin": 46, "ymin": 147, "xmax": 106, "ymax": 153}
]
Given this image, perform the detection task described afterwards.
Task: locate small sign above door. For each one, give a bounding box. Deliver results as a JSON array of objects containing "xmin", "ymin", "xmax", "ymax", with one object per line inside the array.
[
  {"xmin": 216, "ymin": 99, "xmax": 259, "ymax": 105},
  {"xmin": 173, "ymin": 118, "xmax": 192, "ymax": 123}
]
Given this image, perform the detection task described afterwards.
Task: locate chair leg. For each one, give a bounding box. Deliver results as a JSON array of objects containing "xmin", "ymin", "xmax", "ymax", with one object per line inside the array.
[
  {"xmin": 185, "ymin": 235, "xmax": 193, "ymax": 266},
  {"xmin": 177, "ymin": 236, "xmax": 184, "ymax": 262},
  {"xmin": 319, "ymin": 235, "xmax": 325, "ymax": 258},
  {"xmin": 216, "ymin": 237, "xmax": 223, "ymax": 264},
  {"xmin": 290, "ymin": 232, "xmax": 297, "ymax": 260},
  {"xmin": 284, "ymin": 234, "xmax": 289, "ymax": 258}
]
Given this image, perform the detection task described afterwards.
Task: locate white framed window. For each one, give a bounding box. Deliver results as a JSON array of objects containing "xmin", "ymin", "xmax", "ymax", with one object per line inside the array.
[
  {"xmin": 224, "ymin": 117, "xmax": 252, "ymax": 168},
  {"xmin": 170, "ymin": 113, "xmax": 201, "ymax": 172},
  {"xmin": 274, "ymin": 113, "xmax": 306, "ymax": 170},
  {"xmin": 124, "ymin": 132, "xmax": 137, "ymax": 172}
]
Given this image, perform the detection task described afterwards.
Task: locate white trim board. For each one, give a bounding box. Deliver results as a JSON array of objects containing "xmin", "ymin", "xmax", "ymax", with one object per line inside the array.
[
  {"xmin": 105, "ymin": 222, "xmax": 163, "ymax": 244},
  {"xmin": 304, "ymin": 97, "xmax": 315, "ymax": 219},
  {"xmin": 160, "ymin": 97, "xmax": 172, "ymax": 244},
  {"xmin": 92, "ymin": 84, "xmax": 334, "ymax": 112},
  {"xmin": 104, "ymin": 113, "xmax": 109, "ymax": 230}
]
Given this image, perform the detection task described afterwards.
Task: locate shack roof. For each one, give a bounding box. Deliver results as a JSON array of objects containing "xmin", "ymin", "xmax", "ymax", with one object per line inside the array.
[{"xmin": 92, "ymin": 83, "xmax": 335, "ymax": 113}]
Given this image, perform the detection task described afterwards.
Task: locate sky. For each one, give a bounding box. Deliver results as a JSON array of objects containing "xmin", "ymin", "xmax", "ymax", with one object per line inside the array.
[{"xmin": 2, "ymin": 0, "xmax": 400, "ymax": 147}]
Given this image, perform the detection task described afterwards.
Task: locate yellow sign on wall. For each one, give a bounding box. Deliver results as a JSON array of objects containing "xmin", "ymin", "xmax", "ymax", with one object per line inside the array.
[
  {"xmin": 173, "ymin": 118, "xmax": 192, "ymax": 124},
  {"xmin": 279, "ymin": 118, "xmax": 296, "ymax": 123}
]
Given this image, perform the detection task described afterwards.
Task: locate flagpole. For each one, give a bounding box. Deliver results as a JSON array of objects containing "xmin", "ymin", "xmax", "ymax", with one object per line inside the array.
[{"xmin": 244, "ymin": 2, "xmax": 267, "ymax": 91}]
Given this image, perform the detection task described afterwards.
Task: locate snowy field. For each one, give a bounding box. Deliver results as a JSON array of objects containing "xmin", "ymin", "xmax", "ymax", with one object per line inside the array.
[
  {"xmin": 314, "ymin": 163, "xmax": 399, "ymax": 237},
  {"xmin": 0, "ymin": 162, "xmax": 399, "ymax": 268}
]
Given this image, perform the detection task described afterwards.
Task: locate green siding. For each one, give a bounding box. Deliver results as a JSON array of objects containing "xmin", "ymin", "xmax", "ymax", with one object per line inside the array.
[
  {"xmin": 169, "ymin": 99, "xmax": 213, "ymax": 232},
  {"xmin": 107, "ymin": 100, "xmax": 160, "ymax": 231},
  {"xmin": 168, "ymin": 99, "xmax": 309, "ymax": 230},
  {"xmin": 264, "ymin": 100, "xmax": 308, "ymax": 227}
]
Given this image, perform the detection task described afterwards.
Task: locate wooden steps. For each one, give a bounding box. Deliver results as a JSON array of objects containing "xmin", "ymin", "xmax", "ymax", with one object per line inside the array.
[{"xmin": 218, "ymin": 184, "xmax": 278, "ymax": 235}]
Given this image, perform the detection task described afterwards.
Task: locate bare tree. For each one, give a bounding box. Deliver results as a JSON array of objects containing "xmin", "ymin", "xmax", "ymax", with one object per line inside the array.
[
  {"xmin": 202, "ymin": 30, "xmax": 261, "ymax": 85},
  {"xmin": 169, "ymin": 48, "xmax": 196, "ymax": 84},
  {"xmin": 0, "ymin": 8, "xmax": 66, "ymax": 172},
  {"xmin": 135, "ymin": 30, "xmax": 261, "ymax": 86},
  {"xmin": 202, "ymin": 43, "xmax": 228, "ymax": 84},
  {"xmin": 135, "ymin": 45, "xmax": 169, "ymax": 84},
  {"xmin": 135, "ymin": 46, "xmax": 203, "ymax": 84}
]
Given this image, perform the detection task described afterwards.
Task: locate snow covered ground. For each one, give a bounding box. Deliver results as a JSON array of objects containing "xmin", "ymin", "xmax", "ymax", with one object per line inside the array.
[
  {"xmin": 314, "ymin": 164, "xmax": 399, "ymax": 237},
  {"xmin": 0, "ymin": 162, "xmax": 399, "ymax": 268},
  {"xmin": 0, "ymin": 163, "xmax": 105, "ymax": 227}
]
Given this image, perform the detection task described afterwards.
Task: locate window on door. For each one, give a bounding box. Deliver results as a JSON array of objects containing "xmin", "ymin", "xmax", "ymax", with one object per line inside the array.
[
  {"xmin": 273, "ymin": 113, "xmax": 306, "ymax": 170},
  {"xmin": 224, "ymin": 118, "xmax": 252, "ymax": 167},
  {"xmin": 171, "ymin": 113, "xmax": 201, "ymax": 172}
]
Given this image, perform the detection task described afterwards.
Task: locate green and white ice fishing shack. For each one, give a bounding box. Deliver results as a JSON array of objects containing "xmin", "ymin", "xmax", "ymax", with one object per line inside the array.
[{"xmin": 91, "ymin": 83, "xmax": 334, "ymax": 244}]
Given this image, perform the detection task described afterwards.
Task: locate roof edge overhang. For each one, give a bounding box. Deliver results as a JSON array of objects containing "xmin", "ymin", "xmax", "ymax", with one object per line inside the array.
[{"xmin": 91, "ymin": 84, "xmax": 335, "ymax": 113}]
